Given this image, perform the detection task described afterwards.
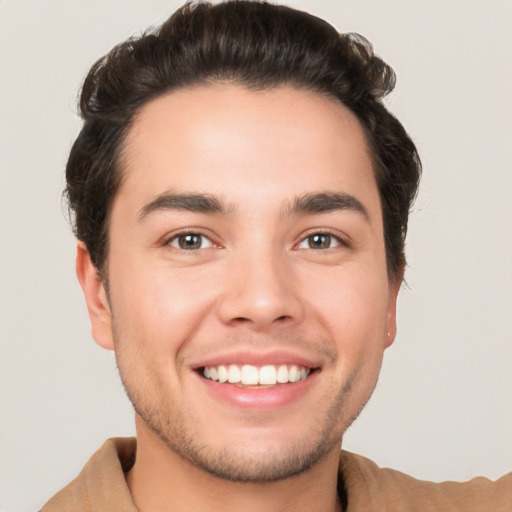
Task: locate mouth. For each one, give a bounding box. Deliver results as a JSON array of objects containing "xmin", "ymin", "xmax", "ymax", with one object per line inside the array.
[
  {"xmin": 199, "ymin": 364, "xmax": 315, "ymax": 387},
  {"xmin": 192, "ymin": 351, "xmax": 321, "ymax": 409}
]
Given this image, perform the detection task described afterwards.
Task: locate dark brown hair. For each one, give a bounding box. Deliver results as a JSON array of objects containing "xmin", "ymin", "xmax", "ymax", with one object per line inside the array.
[{"xmin": 66, "ymin": 0, "xmax": 421, "ymax": 280}]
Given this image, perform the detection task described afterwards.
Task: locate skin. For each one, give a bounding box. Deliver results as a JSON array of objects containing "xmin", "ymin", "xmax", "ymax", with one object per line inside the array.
[{"xmin": 77, "ymin": 84, "xmax": 401, "ymax": 512}]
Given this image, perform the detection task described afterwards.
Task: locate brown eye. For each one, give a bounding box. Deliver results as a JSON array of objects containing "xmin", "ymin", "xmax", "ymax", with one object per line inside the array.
[
  {"xmin": 296, "ymin": 232, "xmax": 342, "ymax": 250},
  {"xmin": 169, "ymin": 233, "xmax": 213, "ymax": 250},
  {"xmin": 308, "ymin": 234, "xmax": 331, "ymax": 249}
]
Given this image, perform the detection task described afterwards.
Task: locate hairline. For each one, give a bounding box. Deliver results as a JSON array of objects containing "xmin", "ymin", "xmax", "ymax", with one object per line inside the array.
[{"xmin": 96, "ymin": 80, "xmax": 396, "ymax": 282}]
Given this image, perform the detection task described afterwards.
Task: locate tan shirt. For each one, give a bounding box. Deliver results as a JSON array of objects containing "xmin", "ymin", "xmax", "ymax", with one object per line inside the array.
[{"xmin": 40, "ymin": 438, "xmax": 512, "ymax": 511}]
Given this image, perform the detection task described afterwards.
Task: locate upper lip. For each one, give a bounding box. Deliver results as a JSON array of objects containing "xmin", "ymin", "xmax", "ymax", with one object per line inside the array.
[{"xmin": 191, "ymin": 349, "xmax": 322, "ymax": 371}]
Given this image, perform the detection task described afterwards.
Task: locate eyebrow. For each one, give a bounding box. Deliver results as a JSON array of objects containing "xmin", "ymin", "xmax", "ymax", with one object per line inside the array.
[
  {"xmin": 283, "ymin": 192, "xmax": 369, "ymax": 221},
  {"xmin": 138, "ymin": 192, "xmax": 235, "ymax": 221},
  {"xmin": 138, "ymin": 190, "xmax": 369, "ymax": 222}
]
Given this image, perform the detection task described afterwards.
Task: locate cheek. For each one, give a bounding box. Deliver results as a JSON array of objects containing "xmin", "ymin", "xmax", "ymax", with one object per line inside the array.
[
  {"xmin": 109, "ymin": 262, "xmax": 219, "ymax": 356},
  {"xmin": 303, "ymin": 264, "xmax": 390, "ymax": 352}
]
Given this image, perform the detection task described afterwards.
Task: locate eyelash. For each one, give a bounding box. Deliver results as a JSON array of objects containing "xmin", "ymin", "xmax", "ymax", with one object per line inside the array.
[
  {"xmin": 164, "ymin": 229, "xmax": 347, "ymax": 252},
  {"xmin": 296, "ymin": 232, "xmax": 346, "ymax": 250},
  {"xmin": 165, "ymin": 231, "xmax": 216, "ymax": 251}
]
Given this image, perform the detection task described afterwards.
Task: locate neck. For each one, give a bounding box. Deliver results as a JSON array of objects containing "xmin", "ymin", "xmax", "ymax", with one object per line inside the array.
[{"xmin": 126, "ymin": 420, "xmax": 342, "ymax": 512}]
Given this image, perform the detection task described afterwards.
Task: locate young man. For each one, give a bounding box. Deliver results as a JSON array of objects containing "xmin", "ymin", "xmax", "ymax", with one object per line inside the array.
[{"xmin": 40, "ymin": 1, "xmax": 511, "ymax": 510}]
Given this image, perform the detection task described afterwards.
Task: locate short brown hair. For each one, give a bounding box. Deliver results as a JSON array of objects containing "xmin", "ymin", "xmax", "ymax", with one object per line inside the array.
[{"xmin": 66, "ymin": 0, "xmax": 421, "ymax": 280}]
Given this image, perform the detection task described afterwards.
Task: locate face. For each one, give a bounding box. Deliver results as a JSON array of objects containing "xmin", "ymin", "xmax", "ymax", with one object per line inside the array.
[{"xmin": 78, "ymin": 84, "xmax": 400, "ymax": 482}]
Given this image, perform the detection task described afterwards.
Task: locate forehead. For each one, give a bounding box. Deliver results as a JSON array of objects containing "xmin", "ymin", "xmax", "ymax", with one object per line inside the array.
[{"xmin": 118, "ymin": 84, "xmax": 380, "ymax": 218}]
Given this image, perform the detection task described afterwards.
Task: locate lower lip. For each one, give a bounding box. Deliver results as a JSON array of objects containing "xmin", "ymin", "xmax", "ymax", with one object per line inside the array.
[{"xmin": 196, "ymin": 371, "xmax": 318, "ymax": 410}]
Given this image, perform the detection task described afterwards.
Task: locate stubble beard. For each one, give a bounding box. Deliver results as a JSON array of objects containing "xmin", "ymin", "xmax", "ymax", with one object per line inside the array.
[
  {"xmin": 118, "ymin": 363, "xmax": 371, "ymax": 483},
  {"xmin": 110, "ymin": 308, "xmax": 380, "ymax": 483}
]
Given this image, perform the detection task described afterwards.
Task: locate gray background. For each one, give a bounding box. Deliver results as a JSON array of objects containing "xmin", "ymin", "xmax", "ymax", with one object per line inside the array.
[{"xmin": 1, "ymin": 1, "xmax": 511, "ymax": 510}]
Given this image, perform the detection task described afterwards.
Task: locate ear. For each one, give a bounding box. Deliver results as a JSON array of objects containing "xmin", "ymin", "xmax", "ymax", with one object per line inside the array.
[
  {"xmin": 384, "ymin": 267, "xmax": 404, "ymax": 349},
  {"xmin": 75, "ymin": 241, "xmax": 115, "ymax": 351}
]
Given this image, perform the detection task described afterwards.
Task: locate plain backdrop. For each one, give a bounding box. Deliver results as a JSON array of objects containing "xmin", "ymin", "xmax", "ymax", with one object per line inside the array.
[{"xmin": 1, "ymin": 1, "xmax": 511, "ymax": 510}]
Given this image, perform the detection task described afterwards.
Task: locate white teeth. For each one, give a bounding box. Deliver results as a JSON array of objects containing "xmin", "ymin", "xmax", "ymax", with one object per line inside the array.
[
  {"xmin": 202, "ymin": 364, "xmax": 311, "ymax": 385},
  {"xmin": 259, "ymin": 365, "xmax": 277, "ymax": 385},
  {"xmin": 227, "ymin": 364, "xmax": 241, "ymax": 383},
  {"xmin": 218, "ymin": 365, "xmax": 228, "ymax": 383},
  {"xmin": 276, "ymin": 364, "xmax": 288, "ymax": 383},
  {"xmin": 241, "ymin": 365, "xmax": 259, "ymax": 385}
]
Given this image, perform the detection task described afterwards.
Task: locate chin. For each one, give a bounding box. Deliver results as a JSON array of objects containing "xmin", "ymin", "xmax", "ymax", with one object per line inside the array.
[
  {"xmin": 130, "ymin": 384, "xmax": 366, "ymax": 484},
  {"xmin": 146, "ymin": 412, "xmax": 341, "ymax": 483}
]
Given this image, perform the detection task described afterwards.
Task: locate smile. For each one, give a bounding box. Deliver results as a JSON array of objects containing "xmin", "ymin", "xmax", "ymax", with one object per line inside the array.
[{"xmin": 202, "ymin": 364, "xmax": 312, "ymax": 385}]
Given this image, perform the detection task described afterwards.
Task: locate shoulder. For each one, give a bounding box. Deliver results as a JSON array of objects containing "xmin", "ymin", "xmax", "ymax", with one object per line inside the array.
[
  {"xmin": 339, "ymin": 450, "xmax": 512, "ymax": 512},
  {"xmin": 39, "ymin": 438, "xmax": 137, "ymax": 512}
]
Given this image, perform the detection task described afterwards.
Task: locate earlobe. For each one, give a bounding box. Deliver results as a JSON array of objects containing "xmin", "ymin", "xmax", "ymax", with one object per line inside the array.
[
  {"xmin": 75, "ymin": 242, "xmax": 115, "ymax": 351},
  {"xmin": 384, "ymin": 270, "xmax": 403, "ymax": 349}
]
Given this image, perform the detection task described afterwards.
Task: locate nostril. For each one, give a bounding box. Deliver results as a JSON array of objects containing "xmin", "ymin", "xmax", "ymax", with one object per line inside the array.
[
  {"xmin": 228, "ymin": 314, "xmax": 291, "ymax": 327},
  {"xmin": 232, "ymin": 317, "xmax": 251, "ymax": 323}
]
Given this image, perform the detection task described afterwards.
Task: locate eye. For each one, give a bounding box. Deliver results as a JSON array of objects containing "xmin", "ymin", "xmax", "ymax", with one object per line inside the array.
[
  {"xmin": 297, "ymin": 233, "xmax": 341, "ymax": 250},
  {"xmin": 167, "ymin": 233, "xmax": 214, "ymax": 250}
]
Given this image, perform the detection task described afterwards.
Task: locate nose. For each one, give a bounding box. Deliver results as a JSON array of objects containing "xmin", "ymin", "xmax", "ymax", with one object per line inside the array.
[{"xmin": 216, "ymin": 250, "xmax": 305, "ymax": 331}]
